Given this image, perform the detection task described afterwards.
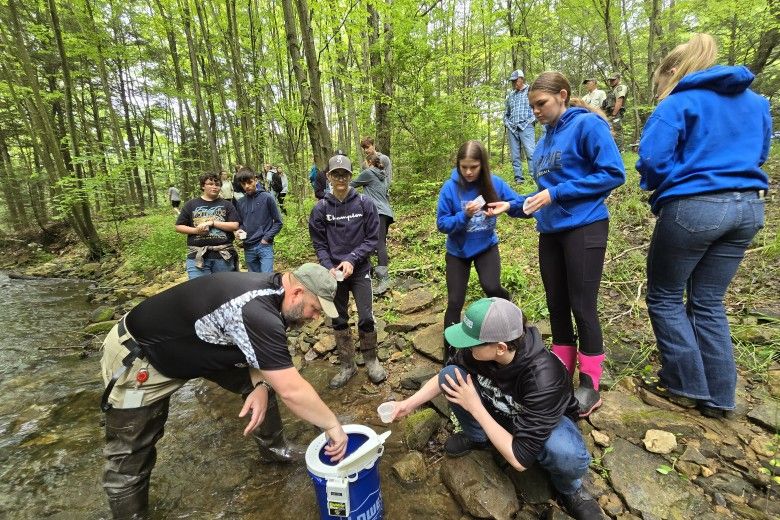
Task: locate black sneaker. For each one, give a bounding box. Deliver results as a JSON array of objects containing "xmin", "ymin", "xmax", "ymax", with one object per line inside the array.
[
  {"xmin": 443, "ymin": 432, "xmax": 489, "ymax": 457},
  {"xmin": 696, "ymin": 403, "xmax": 729, "ymax": 419},
  {"xmin": 557, "ymin": 488, "xmax": 604, "ymax": 520}
]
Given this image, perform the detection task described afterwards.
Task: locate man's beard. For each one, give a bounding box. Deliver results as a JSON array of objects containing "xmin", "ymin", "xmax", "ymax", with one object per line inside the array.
[{"xmin": 283, "ymin": 300, "xmax": 307, "ymax": 330}]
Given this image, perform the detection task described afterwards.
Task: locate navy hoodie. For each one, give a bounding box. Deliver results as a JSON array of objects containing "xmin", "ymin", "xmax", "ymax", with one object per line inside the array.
[
  {"xmin": 530, "ymin": 107, "xmax": 625, "ymax": 233},
  {"xmin": 636, "ymin": 65, "xmax": 771, "ymax": 215},
  {"xmin": 235, "ymin": 185, "xmax": 282, "ymax": 246},
  {"xmin": 436, "ymin": 169, "xmax": 525, "ymax": 258},
  {"xmin": 309, "ymin": 188, "xmax": 379, "ymax": 273}
]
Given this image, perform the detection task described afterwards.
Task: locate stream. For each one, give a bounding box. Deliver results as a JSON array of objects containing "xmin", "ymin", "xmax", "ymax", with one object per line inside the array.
[{"xmin": 0, "ymin": 272, "xmax": 460, "ymax": 519}]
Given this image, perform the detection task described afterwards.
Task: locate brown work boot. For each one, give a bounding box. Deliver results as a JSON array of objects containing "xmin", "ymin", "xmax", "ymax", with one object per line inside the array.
[
  {"xmin": 359, "ymin": 330, "xmax": 386, "ymax": 384},
  {"xmin": 329, "ymin": 328, "xmax": 357, "ymax": 388}
]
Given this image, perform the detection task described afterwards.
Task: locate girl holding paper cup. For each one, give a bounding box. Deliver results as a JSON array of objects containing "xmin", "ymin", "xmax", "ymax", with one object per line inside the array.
[
  {"xmin": 521, "ymin": 71, "xmax": 625, "ymax": 418},
  {"xmin": 436, "ymin": 140, "xmax": 526, "ymax": 362}
]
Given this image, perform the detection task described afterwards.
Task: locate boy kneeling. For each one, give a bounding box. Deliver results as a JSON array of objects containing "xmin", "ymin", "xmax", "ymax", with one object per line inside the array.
[{"xmin": 391, "ymin": 298, "xmax": 603, "ymax": 520}]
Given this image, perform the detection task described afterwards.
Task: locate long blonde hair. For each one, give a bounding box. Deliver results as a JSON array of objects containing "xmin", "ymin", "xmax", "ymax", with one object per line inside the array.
[{"xmin": 654, "ymin": 33, "xmax": 718, "ymax": 100}]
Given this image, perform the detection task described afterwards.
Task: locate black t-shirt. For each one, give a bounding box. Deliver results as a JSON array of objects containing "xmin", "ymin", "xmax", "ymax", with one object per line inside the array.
[
  {"xmin": 450, "ymin": 326, "xmax": 580, "ymax": 469},
  {"xmin": 125, "ymin": 272, "xmax": 292, "ymax": 380},
  {"xmin": 176, "ymin": 197, "xmax": 239, "ymax": 259}
]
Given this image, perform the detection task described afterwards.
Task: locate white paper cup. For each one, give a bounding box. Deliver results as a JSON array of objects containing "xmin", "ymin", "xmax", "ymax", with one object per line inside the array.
[
  {"xmin": 236, "ymin": 230, "xmax": 247, "ymax": 240},
  {"xmin": 334, "ymin": 270, "xmax": 344, "ymax": 282},
  {"xmin": 522, "ymin": 197, "xmax": 533, "ymax": 215},
  {"xmin": 377, "ymin": 402, "xmax": 396, "ymax": 423}
]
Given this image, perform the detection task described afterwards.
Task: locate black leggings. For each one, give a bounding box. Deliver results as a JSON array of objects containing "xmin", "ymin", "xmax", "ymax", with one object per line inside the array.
[
  {"xmin": 444, "ymin": 243, "xmax": 510, "ymax": 333},
  {"xmin": 376, "ymin": 215, "xmax": 392, "ymax": 267},
  {"xmin": 539, "ymin": 219, "xmax": 608, "ymax": 356}
]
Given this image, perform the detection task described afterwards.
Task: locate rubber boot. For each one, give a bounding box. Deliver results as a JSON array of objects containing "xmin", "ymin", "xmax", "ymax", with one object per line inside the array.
[
  {"xmin": 372, "ymin": 266, "xmax": 391, "ymax": 296},
  {"xmin": 252, "ymin": 391, "xmax": 304, "ymax": 463},
  {"xmin": 575, "ymin": 352, "xmax": 605, "ymax": 417},
  {"xmin": 329, "ymin": 328, "xmax": 357, "ymax": 388},
  {"xmin": 360, "ymin": 330, "xmax": 387, "ymax": 384},
  {"xmin": 551, "ymin": 344, "xmax": 577, "ymax": 377},
  {"xmin": 107, "ymin": 486, "xmax": 150, "ymax": 520}
]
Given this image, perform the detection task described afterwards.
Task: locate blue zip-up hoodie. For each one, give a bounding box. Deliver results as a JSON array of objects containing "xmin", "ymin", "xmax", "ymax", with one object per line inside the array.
[
  {"xmin": 530, "ymin": 107, "xmax": 625, "ymax": 233},
  {"xmin": 235, "ymin": 185, "xmax": 282, "ymax": 245},
  {"xmin": 309, "ymin": 188, "xmax": 379, "ymax": 273},
  {"xmin": 437, "ymin": 169, "xmax": 524, "ymax": 258},
  {"xmin": 636, "ymin": 65, "xmax": 771, "ymax": 215}
]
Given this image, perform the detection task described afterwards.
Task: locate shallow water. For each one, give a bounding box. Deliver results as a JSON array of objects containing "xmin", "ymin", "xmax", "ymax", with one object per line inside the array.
[{"xmin": 0, "ymin": 272, "xmax": 460, "ymax": 519}]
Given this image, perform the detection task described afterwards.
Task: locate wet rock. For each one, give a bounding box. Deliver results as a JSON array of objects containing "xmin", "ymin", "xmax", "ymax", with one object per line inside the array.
[
  {"xmin": 304, "ymin": 349, "xmax": 318, "ymax": 362},
  {"xmin": 730, "ymin": 503, "xmax": 774, "ymax": 520},
  {"xmin": 412, "ymin": 323, "xmax": 444, "ymax": 363},
  {"xmin": 400, "ymin": 366, "xmax": 439, "ymax": 390},
  {"xmin": 395, "ymin": 287, "xmax": 437, "ymax": 315},
  {"xmin": 507, "ymin": 463, "xmax": 553, "ymax": 504},
  {"xmin": 643, "ymin": 429, "xmax": 677, "ymax": 454},
  {"xmin": 697, "ymin": 472, "xmax": 756, "ymax": 497},
  {"xmin": 403, "ymin": 408, "xmax": 443, "ymax": 450},
  {"xmin": 377, "ymin": 347, "xmax": 391, "ymax": 361},
  {"xmin": 749, "ymin": 496, "xmax": 780, "ymax": 518},
  {"xmin": 680, "ymin": 446, "xmax": 708, "ymax": 465},
  {"xmin": 603, "ymin": 438, "xmax": 712, "ymax": 518},
  {"xmin": 637, "ymin": 387, "xmax": 691, "ymax": 412},
  {"xmin": 385, "ymin": 312, "xmax": 439, "ymax": 333},
  {"xmin": 766, "ymin": 369, "xmax": 780, "ymax": 398},
  {"xmin": 719, "ymin": 445, "xmax": 745, "ymax": 461},
  {"xmin": 440, "ymin": 450, "xmax": 519, "ymax": 520},
  {"xmin": 90, "ymin": 305, "xmax": 115, "ymax": 323},
  {"xmin": 392, "ymin": 451, "xmax": 427, "ymax": 484},
  {"xmin": 591, "ymin": 429, "xmax": 610, "ymax": 447},
  {"xmin": 589, "ymin": 391, "xmax": 704, "ymax": 439},
  {"xmin": 83, "ymin": 320, "xmax": 116, "ymax": 336},
  {"xmin": 137, "ymin": 283, "xmax": 168, "ymax": 298},
  {"xmin": 747, "ymin": 400, "xmax": 780, "ymax": 431}
]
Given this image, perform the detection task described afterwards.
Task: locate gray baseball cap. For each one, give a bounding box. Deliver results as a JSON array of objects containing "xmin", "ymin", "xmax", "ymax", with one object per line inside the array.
[
  {"xmin": 327, "ymin": 154, "xmax": 353, "ymax": 175},
  {"xmin": 292, "ymin": 263, "xmax": 339, "ymax": 318},
  {"xmin": 508, "ymin": 69, "xmax": 525, "ymax": 81},
  {"xmin": 444, "ymin": 297, "xmax": 525, "ymax": 348}
]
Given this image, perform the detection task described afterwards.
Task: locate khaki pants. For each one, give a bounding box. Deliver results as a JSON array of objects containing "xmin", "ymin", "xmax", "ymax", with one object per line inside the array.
[{"xmin": 100, "ymin": 322, "xmax": 185, "ymax": 409}]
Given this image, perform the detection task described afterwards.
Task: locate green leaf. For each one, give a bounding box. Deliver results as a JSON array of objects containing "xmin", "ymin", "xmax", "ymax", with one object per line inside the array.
[{"xmin": 656, "ymin": 465, "xmax": 674, "ymax": 475}]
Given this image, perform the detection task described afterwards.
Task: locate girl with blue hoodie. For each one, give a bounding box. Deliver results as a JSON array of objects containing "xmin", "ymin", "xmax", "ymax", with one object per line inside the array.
[
  {"xmin": 637, "ymin": 34, "xmax": 770, "ymax": 419},
  {"xmin": 523, "ymin": 71, "xmax": 626, "ymax": 417},
  {"xmin": 436, "ymin": 140, "xmax": 526, "ymax": 361}
]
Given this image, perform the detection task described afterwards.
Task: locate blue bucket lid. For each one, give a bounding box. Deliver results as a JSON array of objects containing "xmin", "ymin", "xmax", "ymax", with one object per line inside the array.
[{"xmin": 305, "ymin": 424, "xmax": 389, "ymax": 478}]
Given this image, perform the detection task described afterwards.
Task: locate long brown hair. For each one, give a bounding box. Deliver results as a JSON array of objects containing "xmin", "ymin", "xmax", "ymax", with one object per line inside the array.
[
  {"xmin": 530, "ymin": 71, "xmax": 608, "ymax": 123},
  {"xmin": 455, "ymin": 140, "xmax": 499, "ymax": 203},
  {"xmin": 654, "ymin": 34, "xmax": 717, "ymax": 100}
]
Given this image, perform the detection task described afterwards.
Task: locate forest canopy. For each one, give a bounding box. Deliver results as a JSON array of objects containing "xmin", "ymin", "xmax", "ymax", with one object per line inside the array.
[{"xmin": 0, "ymin": 0, "xmax": 778, "ymax": 258}]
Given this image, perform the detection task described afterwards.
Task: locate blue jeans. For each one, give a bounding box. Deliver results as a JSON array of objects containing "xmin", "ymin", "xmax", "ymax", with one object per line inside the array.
[
  {"xmin": 244, "ymin": 242, "xmax": 274, "ymax": 273},
  {"xmin": 646, "ymin": 192, "xmax": 765, "ymax": 410},
  {"xmin": 439, "ymin": 365, "xmax": 590, "ymax": 494},
  {"xmin": 185, "ymin": 257, "xmax": 235, "ymax": 279},
  {"xmin": 507, "ymin": 124, "xmax": 535, "ymax": 181}
]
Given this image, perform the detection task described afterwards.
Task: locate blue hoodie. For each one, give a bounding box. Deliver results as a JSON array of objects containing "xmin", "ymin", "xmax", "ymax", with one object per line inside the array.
[
  {"xmin": 437, "ymin": 169, "xmax": 524, "ymax": 258},
  {"xmin": 309, "ymin": 188, "xmax": 379, "ymax": 273},
  {"xmin": 530, "ymin": 107, "xmax": 625, "ymax": 234},
  {"xmin": 235, "ymin": 184, "xmax": 283, "ymax": 246},
  {"xmin": 636, "ymin": 65, "xmax": 771, "ymax": 215}
]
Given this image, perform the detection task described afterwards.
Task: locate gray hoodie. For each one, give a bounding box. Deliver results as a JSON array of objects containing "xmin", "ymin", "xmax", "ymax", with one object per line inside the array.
[{"xmin": 351, "ymin": 166, "xmax": 394, "ymax": 219}]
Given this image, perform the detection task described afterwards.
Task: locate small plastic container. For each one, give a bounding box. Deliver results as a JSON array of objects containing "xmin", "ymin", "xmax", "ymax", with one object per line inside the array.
[
  {"xmin": 377, "ymin": 402, "xmax": 395, "ymax": 424},
  {"xmin": 334, "ymin": 270, "xmax": 345, "ymax": 282}
]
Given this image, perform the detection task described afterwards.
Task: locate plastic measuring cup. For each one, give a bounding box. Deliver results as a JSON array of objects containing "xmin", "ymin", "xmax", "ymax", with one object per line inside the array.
[{"xmin": 377, "ymin": 402, "xmax": 396, "ymax": 423}]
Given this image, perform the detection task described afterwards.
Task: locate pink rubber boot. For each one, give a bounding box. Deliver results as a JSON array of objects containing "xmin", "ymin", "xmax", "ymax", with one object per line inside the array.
[
  {"xmin": 551, "ymin": 344, "xmax": 577, "ymax": 377},
  {"xmin": 576, "ymin": 352, "xmax": 605, "ymax": 417}
]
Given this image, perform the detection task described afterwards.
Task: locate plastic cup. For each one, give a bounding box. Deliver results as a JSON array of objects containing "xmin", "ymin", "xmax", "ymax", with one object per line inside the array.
[
  {"xmin": 377, "ymin": 402, "xmax": 396, "ymax": 423},
  {"xmin": 334, "ymin": 270, "xmax": 344, "ymax": 282},
  {"xmin": 522, "ymin": 197, "xmax": 533, "ymax": 215},
  {"xmin": 236, "ymin": 230, "xmax": 247, "ymax": 240}
]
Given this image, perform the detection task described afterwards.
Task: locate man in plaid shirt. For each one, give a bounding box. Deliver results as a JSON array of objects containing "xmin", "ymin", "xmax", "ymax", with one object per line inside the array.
[{"xmin": 504, "ymin": 69, "xmax": 536, "ymax": 183}]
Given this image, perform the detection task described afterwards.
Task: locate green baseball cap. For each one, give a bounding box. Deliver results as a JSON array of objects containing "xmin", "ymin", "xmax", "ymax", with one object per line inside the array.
[
  {"xmin": 444, "ymin": 297, "xmax": 525, "ymax": 348},
  {"xmin": 292, "ymin": 263, "xmax": 339, "ymax": 318}
]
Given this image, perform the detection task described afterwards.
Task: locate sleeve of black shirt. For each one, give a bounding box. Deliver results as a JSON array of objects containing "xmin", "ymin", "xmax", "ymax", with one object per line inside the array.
[
  {"xmin": 510, "ymin": 364, "xmax": 570, "ymax": 468},
  {"xmin": 242, "ymin": 300, "xmax": 293, "ymax": 370},
  {"xmin": 176, "ymin": 200, "xmax": 193, "ymax": 226}
]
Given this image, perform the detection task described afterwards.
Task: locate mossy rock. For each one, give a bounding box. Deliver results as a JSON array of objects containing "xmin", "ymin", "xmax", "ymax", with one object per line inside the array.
[
  {"xmin": 403, "ymin": 408, "xmax": 443, "ymax": 450},
  {"xmin": 90, "ymin": 306, "xmax": 115, "ymax": 323},
  {"xmin": 83, "ymin": 320, "xmax": 116, "ymax": 336}
]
